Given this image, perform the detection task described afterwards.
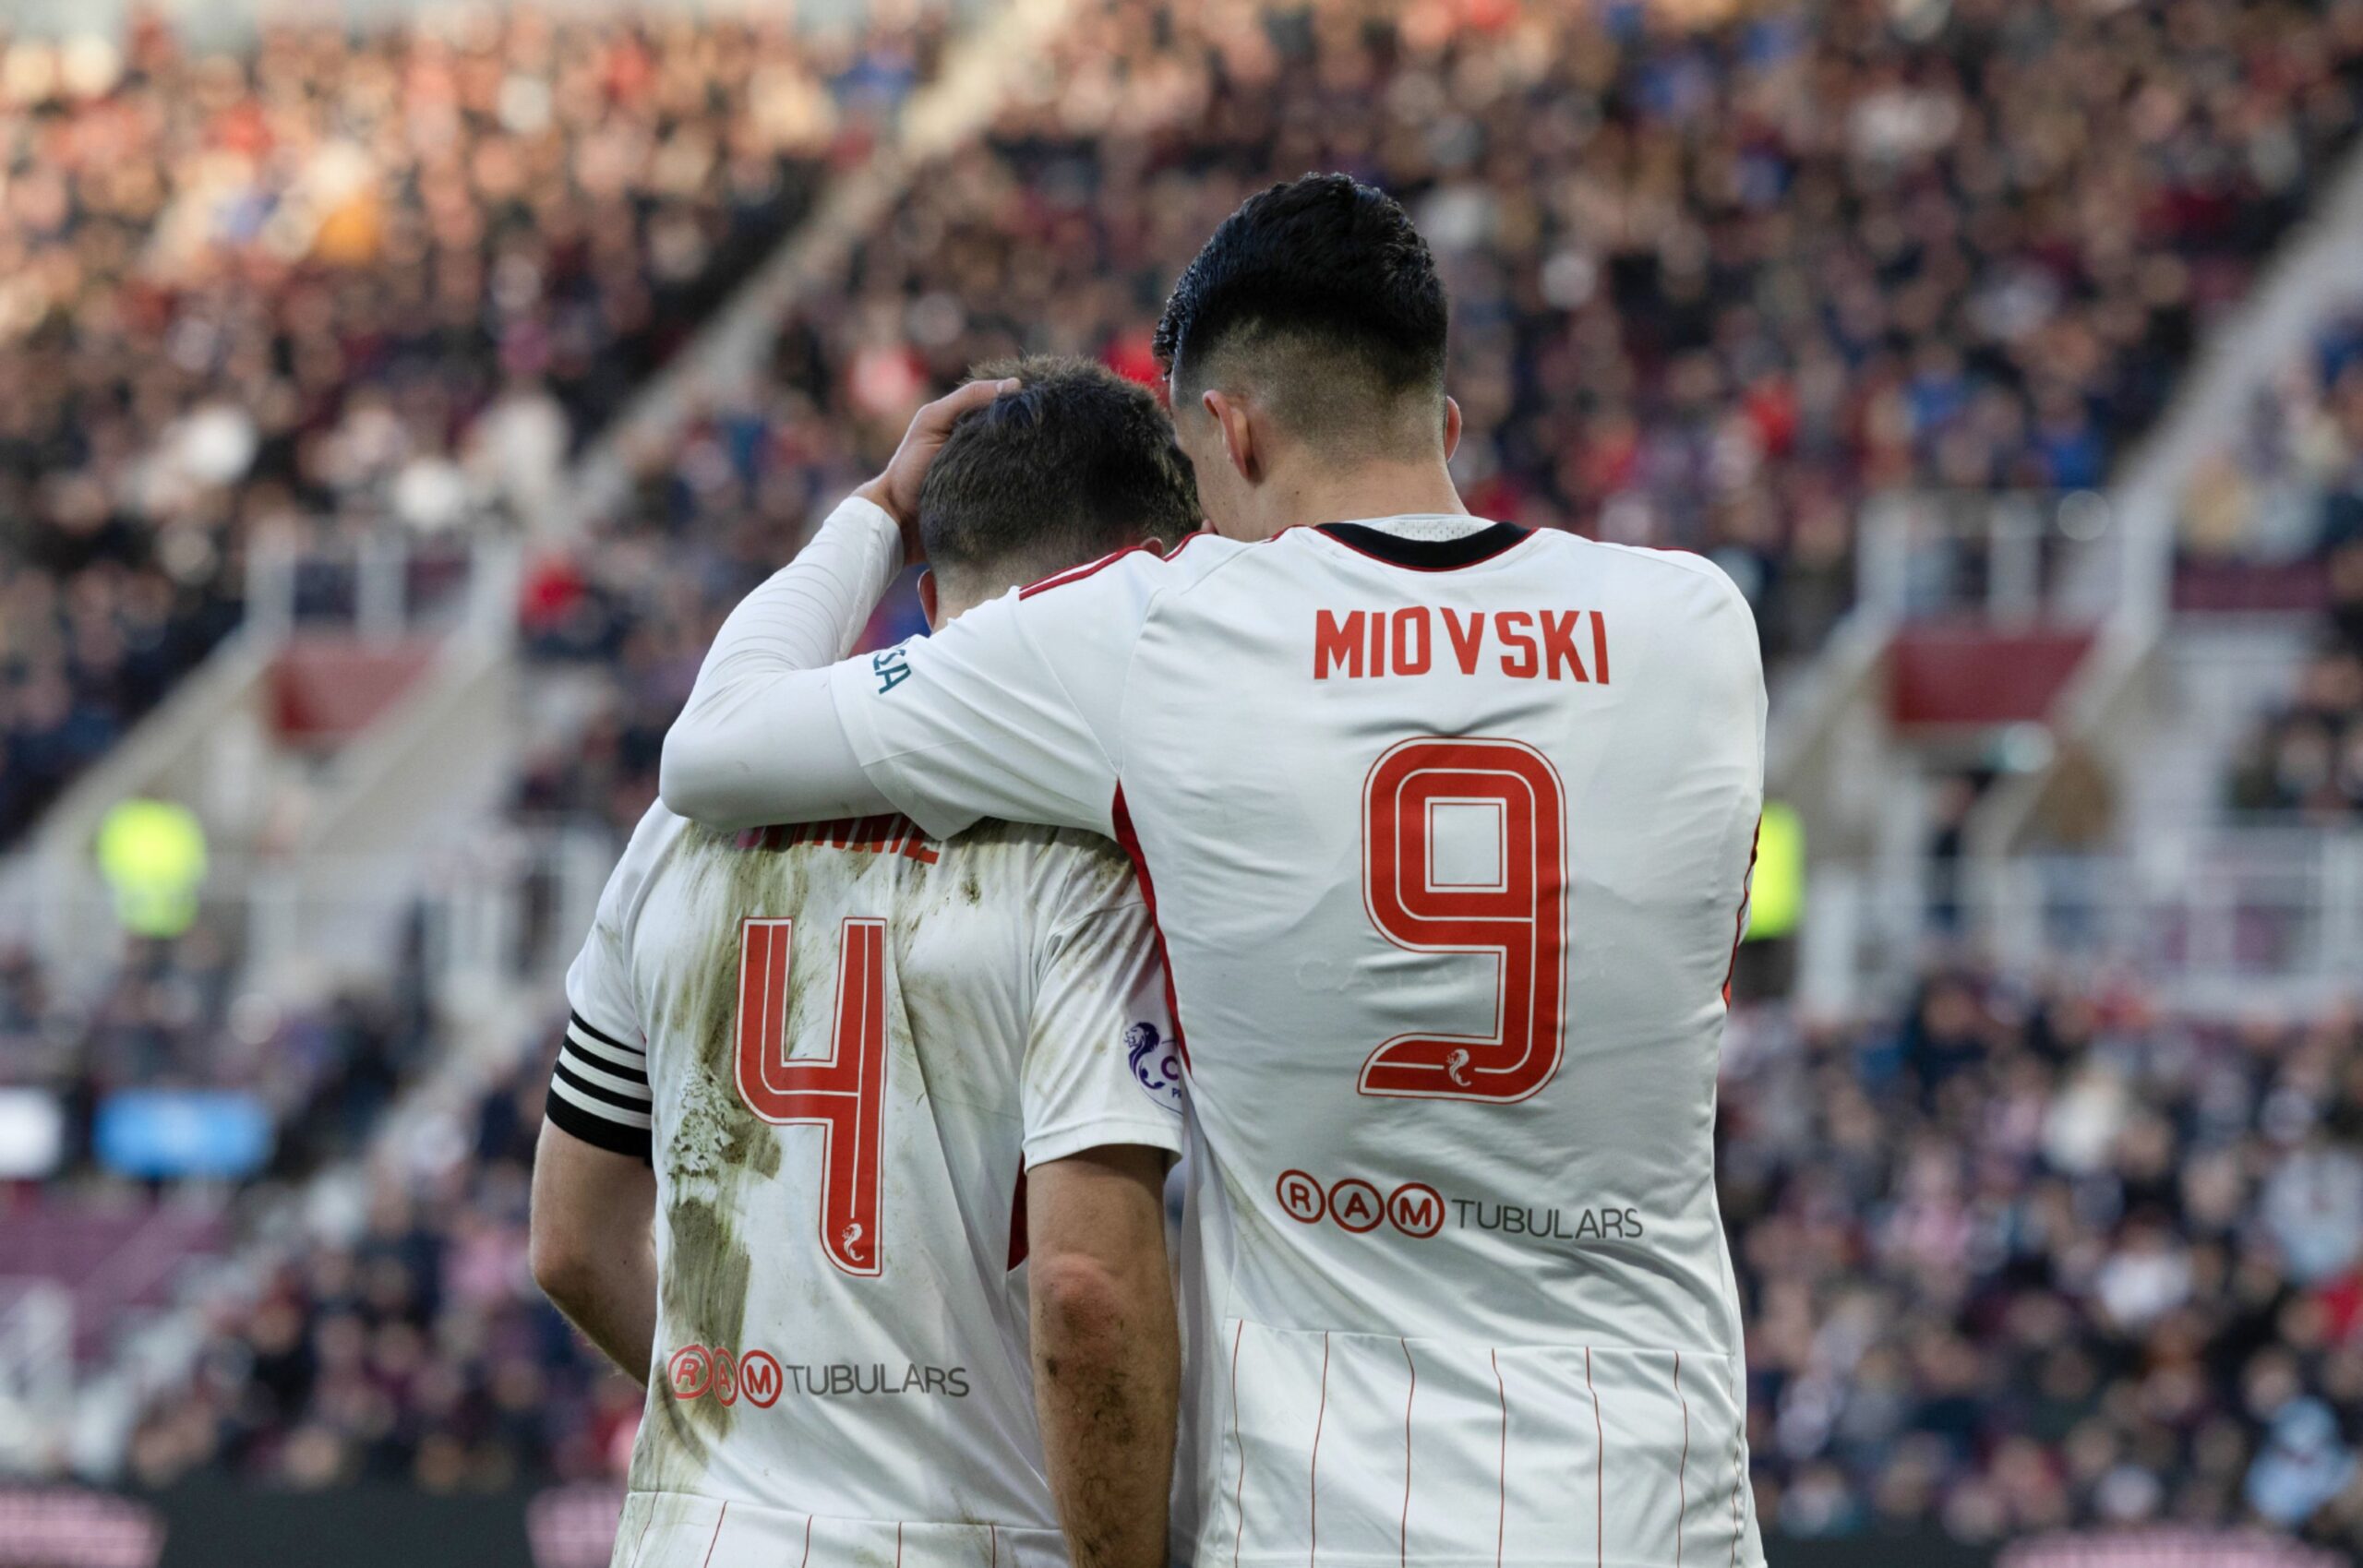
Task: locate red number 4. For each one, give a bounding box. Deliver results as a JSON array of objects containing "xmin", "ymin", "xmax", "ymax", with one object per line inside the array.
[
  {"xmin": 732, "ymin": 916, "xmax": 889, "ymax": 1275},
  {"xmin": 1361, "ymin": 737, "xmax": 1568, "ymax": 1102}
]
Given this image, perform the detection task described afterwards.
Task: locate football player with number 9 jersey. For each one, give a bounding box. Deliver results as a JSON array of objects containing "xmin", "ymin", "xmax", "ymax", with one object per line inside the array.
[{"xmin": 662, "ymin": 177, "xmax": 1769, "ymax": 1568}]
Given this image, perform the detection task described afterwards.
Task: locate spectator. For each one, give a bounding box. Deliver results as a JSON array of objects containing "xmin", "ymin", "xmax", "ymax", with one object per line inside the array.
[
  {"xmin": 0, "ymin": 7, "xmax": 948, "ymax": 841},
  {"xmin": 124, "ymin": 1049, "xmax": 625, "ymax": 1492},
  {"xmin": 1719, "ymin": 976, "xmax": 2363, "ymax": 1547},
  {"xmin": 114, "ymin": 969, "xmax": 2363, "ymax": 1552}
]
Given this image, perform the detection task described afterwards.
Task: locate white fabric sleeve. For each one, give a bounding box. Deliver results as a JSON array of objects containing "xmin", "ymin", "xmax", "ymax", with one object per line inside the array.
[
  {"xmin": 657, "ymin": 496, "xmax": 906, "ymax": 830},
  {"xmin": 551, "ymin": 810, "xmax": 663, "ymax": 1161},
  {"xmin": 828, "ymin": 564, "xmax": 1145, "ymax": 842},
  {"xmin": 1019, "ymin": 853, "xmax": 1185, "ymax": 1170}
]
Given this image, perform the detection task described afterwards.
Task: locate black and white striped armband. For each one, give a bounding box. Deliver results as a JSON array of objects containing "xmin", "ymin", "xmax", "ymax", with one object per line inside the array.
[{"xmin": 546, "ymin": 1011, "xmax": 653, "ymax": 1163}]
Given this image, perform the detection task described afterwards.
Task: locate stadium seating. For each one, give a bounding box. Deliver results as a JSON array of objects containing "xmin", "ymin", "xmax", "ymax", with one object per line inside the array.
[
  {"xmin": 119, "ymin": 1041, "xmax": 637, "ymax": 1492},
  {"xmin": 2225, "ymin": 608, "xmax": 2363, "ymax": 819},
  {"xmin": 2209, "ymin": 315, "xmax": 2363, "ymax": 817},
  {"xmin": 520, "ymin": 0, "xmax": 2363, "ymax": 844},
  {"xmin": 12, "ymin": 0, "xmax": 2363, "ymax": 1554},
  {"xmin": 1720, "ymin": 976, "xmax": 2363, "ymax": 1542},
  {"xmin": 0, "ymin": 9, "xmax": 944, "ymax": 841},
  {"xmin": 0, "ymin": 915, "xmax": 444, "ymax": 1179},
  {"xmin": 0, "ymin": 1197, "xmax": 226, "ymax": 1363},
  {"xmin": 112, "ymin": 976, "xmax": 2363, "ymax": 1549}
]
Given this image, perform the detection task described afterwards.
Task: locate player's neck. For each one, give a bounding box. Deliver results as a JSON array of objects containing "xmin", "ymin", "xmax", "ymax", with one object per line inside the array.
[{"xmin": 1264, "ymin": 461, "xmax": 1470, "ymax": 538}]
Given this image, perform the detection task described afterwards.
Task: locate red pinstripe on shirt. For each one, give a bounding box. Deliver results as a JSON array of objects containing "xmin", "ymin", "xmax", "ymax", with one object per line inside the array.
[
  {"xmin": 1673, "ymin": 1353, "xmax": 1691, "ymax": 1568},
  {"xmin": 700, "ymin": 1502, "xmax": 730, "ymax": 1568},
  {"xmin": 1017, "ymin": 542, "xmax": 1160, "ymax": 599},
  {"xmin": 628, "ymin": 1499, "xmax": 657, "ymax": 1568},
  {"xmin": 1397, "ymin": 1338, "xmax": 1417, "ymax": 1568},
  {"xmin": 1721, "ymin": 816, "xmax": 1762, "ymax": 1005},
  {"xmin": 1308, "ymin": 1332, "xmax": 1332, "ymax": 1566},
  {"xmin": 1491, "ymin": 1350, "xmax": 1507, "ymax": 1568},
  {"xmin": 1586, "ymin": 1348, "xmax": 1603, "ymax": 1568},
  {"xmin": 1726, "ymin": 1356, "xmax": 1745, "ymax": 1567},
  {"xmin": 1230, "ymin": 1320, "xmax": 1249, "ymax": 1568}
]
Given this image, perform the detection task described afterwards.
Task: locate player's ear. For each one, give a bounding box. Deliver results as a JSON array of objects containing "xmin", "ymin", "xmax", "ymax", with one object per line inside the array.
[
  {"xmin": 1203, "ymin": 389, "xmax": 1259, "ymax": 485},
  {"xmin": 918, "ymin": 569, "xmax": 942, "ymax": 630},
  {"xmin": 1442, "ymin": 396, "xmax": 1463, "ymax": 461}
]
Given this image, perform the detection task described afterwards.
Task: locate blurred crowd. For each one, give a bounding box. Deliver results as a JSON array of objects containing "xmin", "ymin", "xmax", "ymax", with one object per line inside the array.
[
  {"xmin": 123, "ymin": 1044, "xmax": 640, "ymax": 1491},
  {"xmin": 511, "ymin": 0, "xmax": 2363, "ymax": 843},
  {"xmin": 0, "ymin": 6, "xmax": 942, "ymax": 841},
  {"xmin": 7, "ymin": 0, "xmax": 2361, "ymax": 845},
  {"xmin": 2211, "ymin": 314, "xmax": 2363, "ymax": 818},
  {"xmin": 22, "ymin": 0, "xmax": 2363, "ymax": 1546},
  {"xmin": 0, "ymin": 921, "xmax": 433, "ymax": 1180},
  {"xmin": 2225, "ymin": 593, "xmax": 2363, "ymax": 820},
  {"xmin": 110, "ymin": 973, "xmax": 2363, "ymax": 1551},
  {"xmin": 1721, "ymin": 976, "xmax": 2363, "ymax": 1547}
]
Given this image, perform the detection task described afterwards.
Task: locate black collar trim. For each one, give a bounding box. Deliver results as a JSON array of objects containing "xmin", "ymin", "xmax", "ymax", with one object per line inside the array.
[{"xmin": 1314, "ymin": 521, "xmax": 1532, "ymax": 572}]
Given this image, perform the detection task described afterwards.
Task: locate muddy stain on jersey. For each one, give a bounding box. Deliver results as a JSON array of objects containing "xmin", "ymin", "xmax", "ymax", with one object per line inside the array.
[
  {"xmin": 628, "ymin": 818, "xmax": 1142, "ymax": 1500},
  {"xmin": 636, "ymin": 828, "xmax": 799, "ymax": 1490},
  {"xmin": 893, "ymin": 821, "xmax": 1137, "ymax": 1128}
]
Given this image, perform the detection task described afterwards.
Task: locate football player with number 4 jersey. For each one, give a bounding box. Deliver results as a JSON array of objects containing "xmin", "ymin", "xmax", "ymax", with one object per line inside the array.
[
  {"xmin": 530, "ymin": 361, "xmax": 1205, "ymax": 1568},
  {"xmin": 661, "ymin": 177, "xmax": 1769, "ymax": 1568}
]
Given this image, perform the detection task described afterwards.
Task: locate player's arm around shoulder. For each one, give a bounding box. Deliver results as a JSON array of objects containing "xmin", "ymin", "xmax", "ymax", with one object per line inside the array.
[
  {"xmin": 1022, "ymin": 841, "xmax": 1185, "ymax": 1568},
  {"xmin": 824, "ymin": 542, "xmax": 1184, "ymax": 844}
]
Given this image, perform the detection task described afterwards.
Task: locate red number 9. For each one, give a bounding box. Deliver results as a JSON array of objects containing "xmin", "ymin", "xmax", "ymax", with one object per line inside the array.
[{"xmin": 1360, "ymin": 737, "xmax": 1567, "ymax": 1103}]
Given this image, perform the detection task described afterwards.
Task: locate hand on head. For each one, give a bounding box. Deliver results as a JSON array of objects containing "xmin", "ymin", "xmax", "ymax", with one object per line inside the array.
[{"xmin": 855, "ymin": 377, "xmax": 1021, "ymax": 564}]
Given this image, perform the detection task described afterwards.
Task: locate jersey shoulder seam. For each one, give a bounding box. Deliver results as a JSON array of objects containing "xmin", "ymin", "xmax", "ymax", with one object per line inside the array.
[
  {"xmin": 1026, "ymin": 830, "xmax": 1152, "ymax": 949},
  {"xmin": 1038, "ymin": 896, "xmax": 1156, "ymax": 949},
  {"xmin": 1131, "ymin": 530, "xmax": 1280, "ymax": 622},
  {"xmin": 1108, "ymin": 538, "xmax": 1252, "ymax": 778},
  {"xmin": 1005, "ymin": 591, "xmax": 1129, "ymax": 784},
  {"xmin": 1573, "ymin": 535, "xmax": 1746, "ymax": 593},
  {"xmin": 609, "ymin": 805, "xmax": 698, "ymax": 992}
]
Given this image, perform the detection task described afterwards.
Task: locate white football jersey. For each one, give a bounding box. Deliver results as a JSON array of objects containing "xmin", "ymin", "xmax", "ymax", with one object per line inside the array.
[
  {"xmin": 827, "ymin": 518, "xmax": 1768, "ymax": 1568},
  {"xmin": 551, "ymin": 805, "xmax": 1185, "ymax": 1568}
]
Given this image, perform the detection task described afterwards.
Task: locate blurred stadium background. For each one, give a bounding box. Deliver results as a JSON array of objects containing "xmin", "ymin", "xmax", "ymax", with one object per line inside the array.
[{"xmin": 0, "ymin": 0, "xmax": 2360, "ymax": 1562}]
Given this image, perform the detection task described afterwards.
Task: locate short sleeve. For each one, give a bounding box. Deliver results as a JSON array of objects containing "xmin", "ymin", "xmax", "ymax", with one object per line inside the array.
[
  {"xmin": 829, "ymin": 557, "xmax": 1152, "ymax": 842},
  {"xmin": 548, "ymin": 815, "xmax": 661, "ymax": 1163},
  {"xmin": 1018, "ymin": 851, "xmax": 1185, "ymax": 1169}
]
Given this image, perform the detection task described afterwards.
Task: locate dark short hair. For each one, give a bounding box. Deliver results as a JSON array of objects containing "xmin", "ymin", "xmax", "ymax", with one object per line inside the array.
[
  {"xmin": 918, "ymin": 356, "xmax": 1201, "ymax": 593},
  {"xmin": 1153, "ymin": 174, "xmax": 1448, "ymax": 449}
]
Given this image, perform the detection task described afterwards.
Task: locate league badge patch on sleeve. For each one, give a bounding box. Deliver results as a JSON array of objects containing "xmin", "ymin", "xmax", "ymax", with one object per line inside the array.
[{"xmin": 1126, "ymin": 1022, "xmax": 1183, "ymax": 1112}]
